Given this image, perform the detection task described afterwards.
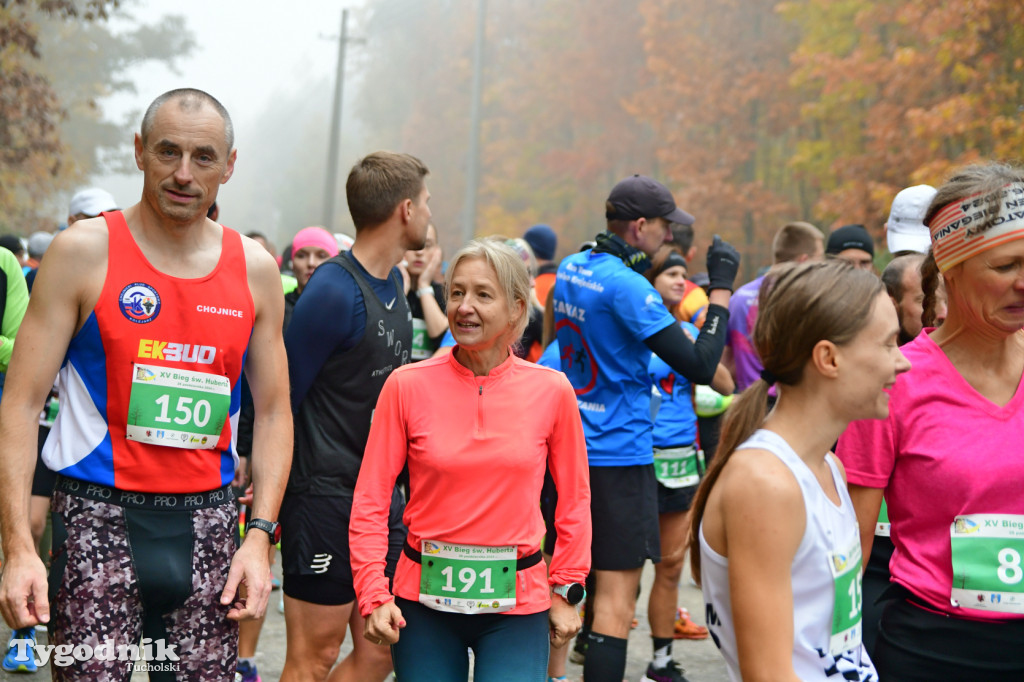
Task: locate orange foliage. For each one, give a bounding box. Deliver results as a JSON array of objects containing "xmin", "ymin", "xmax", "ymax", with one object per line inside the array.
[
  {"xmin": 355, "ymin": 0, "xmax": 1024, "ymax": 272},
  {"xmin": 631, "ymin": 0, "xmax": 803, "ymax": 275},
  {"xmin": 783, "ymin": 0, "xmax": 1024, "ymax": 238}
]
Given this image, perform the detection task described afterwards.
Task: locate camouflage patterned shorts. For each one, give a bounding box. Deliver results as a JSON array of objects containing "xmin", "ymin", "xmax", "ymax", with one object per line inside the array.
[{"xmin": 48, "ymin": 490, "xmax": 238, "ymax": 681}]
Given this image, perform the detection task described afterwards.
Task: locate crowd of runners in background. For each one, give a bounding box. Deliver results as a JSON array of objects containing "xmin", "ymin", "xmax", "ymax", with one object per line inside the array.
[{"xmin": 0, "ymin": 88, "xmax": 1021, "ymax": 682}]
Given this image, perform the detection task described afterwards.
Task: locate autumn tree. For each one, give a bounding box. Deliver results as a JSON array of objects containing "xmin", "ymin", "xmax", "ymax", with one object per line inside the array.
[
  {"xmin": 781, "ymin": 0, "xmax": 1024, "ymax": 237},
  {"xmin": 631, "ymin": 0, "xmax": 804, "ymax": 276},
  {"xmin": 473, "ymin": 0, "xmax": 657, "ymax": 251},
  {"xmin": 349, "ymin": 0, "xmax": 479, "ymax": 255},
  {"xmin": 36, "ymin": 8, "xmax": 195, "ymax": 178},
  {"xmin": 353, "ymin": 0, "xmax": 663, "ymax": 257},
  {"xmin": 0, "ymin": 0, "xmax": 193, "ymax": 233}
]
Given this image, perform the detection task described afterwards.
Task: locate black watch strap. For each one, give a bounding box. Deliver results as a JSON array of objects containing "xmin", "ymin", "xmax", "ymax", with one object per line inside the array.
[{"xmin": 246, "ymin": 518, "xmax": 280, "ymax": 543}]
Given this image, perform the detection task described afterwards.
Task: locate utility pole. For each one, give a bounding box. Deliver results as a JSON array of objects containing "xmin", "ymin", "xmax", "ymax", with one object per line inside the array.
[
  {"xmin": 323, "ymin": 8, "xmax": 351, "ymax": 232},
  {"xmin": 461, "ymin": 0, "xmax": 486, "ymax": 244}
]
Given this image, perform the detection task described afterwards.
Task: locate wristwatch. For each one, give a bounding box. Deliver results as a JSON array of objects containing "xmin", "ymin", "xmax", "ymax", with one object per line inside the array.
[
  {"xmin": 552, "ymin": 582, "xmax": 586, "ymax": 605},
  {"xmin": 246, "ymin": 518, "xmax": 281, "ymax": 544}
]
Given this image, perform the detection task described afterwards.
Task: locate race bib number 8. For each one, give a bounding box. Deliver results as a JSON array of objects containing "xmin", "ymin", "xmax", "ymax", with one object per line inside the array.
[
  {"xmin": 126, "ymin": 363, "xmax": 230, "ymax": 449},
  {"xmin": 419, "ymin": 540, "xmax": 517, "ymax": 614},
  {"xmin": 829, "ymin": 542, "xmax": 863, "ymax": 657},
  {"xmin": 951, "ymin": 514, "xmax": 1024, "ymax": 613}
]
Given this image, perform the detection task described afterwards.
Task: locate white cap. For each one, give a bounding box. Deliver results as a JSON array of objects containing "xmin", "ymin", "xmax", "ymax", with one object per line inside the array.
[
  {"xmin": 886, "ymin": 184, "xmax": 937, "ymax": 254},
  {"xmin": 27, "ymin": 231, "xmax": 54, "ymax": 259},
  {"xmin": 334, "ymin": 232, "xmax": 355, "ymax": 252},
  {"xmin": 69, "ymin": 188, "xmax": 118, "ymax": 218}
]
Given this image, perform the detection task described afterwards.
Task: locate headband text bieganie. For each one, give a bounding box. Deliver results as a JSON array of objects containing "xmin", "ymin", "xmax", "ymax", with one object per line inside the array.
[{"xmin": 929, "ymin": 183, "xmax": 1024, "ymax": 272}]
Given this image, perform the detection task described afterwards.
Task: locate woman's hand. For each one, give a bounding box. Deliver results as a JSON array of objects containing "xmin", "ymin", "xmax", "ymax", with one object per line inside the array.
[
  {"xmin": 363, "ymin": 600, "xmax": 406, "ymax": 646},
  {"xmin": 548, "ymin": 595, "xmax": 581, "ymax": 648},
  {"xmin": 417, "ymin": 247, "xmax": 443, "ymax": 291}
]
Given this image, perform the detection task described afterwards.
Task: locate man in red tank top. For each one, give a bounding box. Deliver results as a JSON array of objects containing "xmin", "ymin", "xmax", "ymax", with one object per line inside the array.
[{"xmin": 0, "ymin": 89, "xmax": 292, "ymax": 680}]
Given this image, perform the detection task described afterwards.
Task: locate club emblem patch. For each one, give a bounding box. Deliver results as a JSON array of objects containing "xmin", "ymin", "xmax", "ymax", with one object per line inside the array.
[{"xmin": 120, "ymin": 283, "xmax": 161, "ymax": 324}]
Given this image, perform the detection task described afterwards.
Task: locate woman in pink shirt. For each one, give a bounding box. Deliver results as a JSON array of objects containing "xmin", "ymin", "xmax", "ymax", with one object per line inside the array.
[
  {"xmin": 350, "ymin": 239, "xmax": 591, "ymax": 681},
  {"xmin": 837, "ymin": 162, "xmax": 1024, "ymax": 680}
]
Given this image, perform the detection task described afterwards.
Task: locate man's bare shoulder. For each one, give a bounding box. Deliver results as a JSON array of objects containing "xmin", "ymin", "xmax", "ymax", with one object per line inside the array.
[
  {"xmin": 238, "ymin": 232, "xmax": 279, "ymax": 278},
  {"xmin": 237, "ymin": 232, "xmax": 285, "ymax": 318},
  {"xmin": 46, "ymin": 218, "xmax": 109, "ymax": 276},
  {"xmin": 57, "ymin": 216, "xmax": 109, "ymax": 245}
]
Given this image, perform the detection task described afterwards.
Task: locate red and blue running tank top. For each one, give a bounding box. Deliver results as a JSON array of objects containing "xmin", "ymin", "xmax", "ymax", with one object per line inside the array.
[{"xmin": 41, "ymin": 211, "xmax": 253, "ymax": 493}]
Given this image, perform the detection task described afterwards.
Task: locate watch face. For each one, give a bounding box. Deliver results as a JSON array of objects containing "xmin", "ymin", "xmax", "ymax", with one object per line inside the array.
[{"xmin": 565, "ymin": 583, "xmax": 585, "ymax": 604}]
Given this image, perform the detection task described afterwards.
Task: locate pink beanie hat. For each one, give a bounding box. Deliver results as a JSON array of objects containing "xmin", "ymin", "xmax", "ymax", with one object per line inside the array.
[{"xmin": 291, "ymin": 226, "xmax": 339, "ymax": 259}]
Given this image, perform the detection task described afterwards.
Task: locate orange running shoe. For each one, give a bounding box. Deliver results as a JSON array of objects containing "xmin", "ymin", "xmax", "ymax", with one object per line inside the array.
[{"xmin": 673, "ymin": 607, "xmax": 709, "ymax": 640}]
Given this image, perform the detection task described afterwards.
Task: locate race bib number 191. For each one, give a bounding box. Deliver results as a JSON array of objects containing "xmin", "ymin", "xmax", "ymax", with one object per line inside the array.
[
  {"xmin": 126, "ymin": 363, "xmax": 230, "ymax": 449},
  {"xmin": 419, "ymin": 541, "xmax": 516, "ymax": 614}
]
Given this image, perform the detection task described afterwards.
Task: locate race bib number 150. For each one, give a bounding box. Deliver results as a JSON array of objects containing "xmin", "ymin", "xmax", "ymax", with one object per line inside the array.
[{"xmin": 126, "ymin": 363, "xmax": 230, "ymax": 449}]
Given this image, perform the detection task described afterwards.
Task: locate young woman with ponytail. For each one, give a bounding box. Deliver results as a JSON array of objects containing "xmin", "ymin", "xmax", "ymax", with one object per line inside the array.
[{"xmin": 688, "ymin": 261, "xmax": 909, "ymax": 682}]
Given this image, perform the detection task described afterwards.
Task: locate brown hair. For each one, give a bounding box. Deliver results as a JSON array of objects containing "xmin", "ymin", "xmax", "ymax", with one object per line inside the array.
[
  {"xmin": 881, "ymin": 252, "xmax": 925, "ymax": 301},
  {"xmin": 688, "ymin": 260, "xmax": 883, "ymax": 584},
  {"xmin": 645, "ymin": 245, "xmax": 689, "ymax": 321},
  {"xmin": 923, "ymin": 162, "xmax": 1024, "ymax": 234},
  {"xmin": 541, "ymin": 286, "xmax": 556, "ymax": 349},
  {"xmin": 345, "ymin": 151, "xmax": 429, "ymax": 231},
  {"xmin": 920, "ymin": 249, "xmax": 942, "ymax": 328},
  {"xmin": 772, "ymin": 221, "xmax": 823, "ymax": 264}
]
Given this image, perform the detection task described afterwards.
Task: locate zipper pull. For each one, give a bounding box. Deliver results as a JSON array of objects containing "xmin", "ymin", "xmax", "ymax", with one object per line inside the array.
[{"xmin": 479, "ymin": 385, "xmax": 483, "ymax": 395}]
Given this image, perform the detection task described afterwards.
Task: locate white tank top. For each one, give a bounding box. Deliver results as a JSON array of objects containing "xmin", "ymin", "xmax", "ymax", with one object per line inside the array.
[{"xmin": 699, "ymin": 429, "xmax": 877, "ymax": 682}]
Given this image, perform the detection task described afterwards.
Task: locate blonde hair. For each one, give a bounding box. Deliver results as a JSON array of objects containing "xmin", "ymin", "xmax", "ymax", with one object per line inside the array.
[{"xmin": 445, "ymin": 239, "xmax": 532, "ymax": 344}]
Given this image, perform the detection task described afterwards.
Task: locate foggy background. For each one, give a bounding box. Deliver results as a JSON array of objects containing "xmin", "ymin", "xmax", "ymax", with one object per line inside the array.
[{"xmin": 4, "ymin": 0, "xmax": 1022, "ymax": 279}]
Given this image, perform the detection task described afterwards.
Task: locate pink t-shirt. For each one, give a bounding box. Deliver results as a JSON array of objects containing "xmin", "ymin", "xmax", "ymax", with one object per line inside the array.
[
  {"xmin": 837, "ymin": 330, "xmax": 1024, "ymax": 621},
  {"xmin": 350, "ymin": 350, "xmax": 592, "ymax": 617}
]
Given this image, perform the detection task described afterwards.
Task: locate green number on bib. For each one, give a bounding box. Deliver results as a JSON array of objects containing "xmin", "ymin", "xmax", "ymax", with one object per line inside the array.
[
  {"xmin": 153, "ymin": 394, "xmax": 214, "ymax": 428},
  {"xmin": 653, "ymin": 447, "xmax": 700, "ymax": 489},
  {"xmin": 950, "ymin": 514, "xmax": 1024, "ymax": 613},
  {"xmin": 828, "ymin": 544, "xmax": 863, "ymax": 656},
  {"xmin": 439, "ymin": 565, "xmax": 496, "ymax": 594},
  {"xmin": 847, "ymin": 572, "xmax": 861, "ymax": 620},
  {"xmin": 419, "ymin": 541, "xmax": 517, "ymax": 614},
  {"xmin": 126, "ymin": 364, "xmax": 231, "ymax": 449},
  {"xmin": 998, "ymin": 548, "xmax": 1022, "ymax": 585}
]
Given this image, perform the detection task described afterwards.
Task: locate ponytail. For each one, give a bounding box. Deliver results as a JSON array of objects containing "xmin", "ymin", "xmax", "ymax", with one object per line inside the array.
[
  {"xmin": 920, "ymin": 249, "xmax": 941, "ymax": 328},
  {"xmin": 688, "ymin": 261, "xmax": 884, "ymax": 585},
  {"xmin": 688, "ymin": 378, "xmax": 770, "ymax": 585}
]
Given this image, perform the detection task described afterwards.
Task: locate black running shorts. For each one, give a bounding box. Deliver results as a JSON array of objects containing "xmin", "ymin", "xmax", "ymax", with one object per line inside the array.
[
  {"xmin": 280, "ymin": 486, "xmax": 405, "ymax": 605},
  {"xmin": 589, "ymin": 464, "xmax": 660, "ymax": 571}
]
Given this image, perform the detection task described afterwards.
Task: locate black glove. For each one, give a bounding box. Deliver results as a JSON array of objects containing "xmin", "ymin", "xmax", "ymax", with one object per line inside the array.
[{"xmin": 705, "ymin": 235, "xmax": 740, "ymax": 293}]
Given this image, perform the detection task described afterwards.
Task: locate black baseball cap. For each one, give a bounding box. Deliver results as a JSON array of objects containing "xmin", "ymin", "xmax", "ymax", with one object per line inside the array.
[
  {"xmin": 606, "ymin": 174, "xmax": 695, "ymax": 226},
  {"xmin": 826, "ymin": 224, "xmax": 874, "ymax": 256}
]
